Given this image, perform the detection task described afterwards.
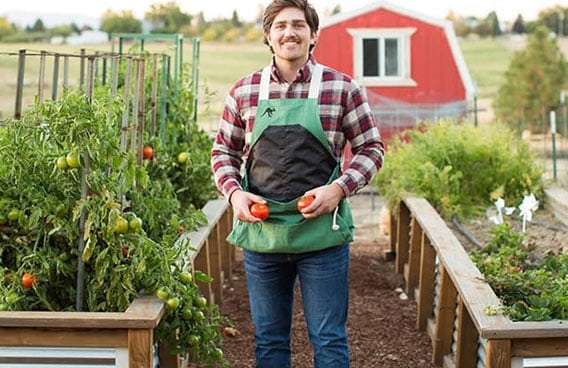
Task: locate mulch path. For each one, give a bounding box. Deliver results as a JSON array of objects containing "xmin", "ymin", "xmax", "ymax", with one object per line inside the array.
[{"xmin": 218, "ymin": 238, "xmax": 436, "ymax": 368}]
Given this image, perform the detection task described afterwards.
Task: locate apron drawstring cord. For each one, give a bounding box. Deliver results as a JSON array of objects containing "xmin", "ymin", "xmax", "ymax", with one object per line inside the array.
[{"xmin": 332, "ymin": 206, "xmax": 340, "ymax": 231}]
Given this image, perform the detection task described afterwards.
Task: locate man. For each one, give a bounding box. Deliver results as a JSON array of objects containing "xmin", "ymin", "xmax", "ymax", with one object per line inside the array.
[{"xmin": 210, "ymin": 0, "xmax": 384, "ymax": 366}]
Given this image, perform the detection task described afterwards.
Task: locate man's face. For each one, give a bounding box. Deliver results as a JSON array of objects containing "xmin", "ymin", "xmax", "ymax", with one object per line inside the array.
[{"xmin": 266, "ymin": 7, "xmax": 317, "ymax": 65}]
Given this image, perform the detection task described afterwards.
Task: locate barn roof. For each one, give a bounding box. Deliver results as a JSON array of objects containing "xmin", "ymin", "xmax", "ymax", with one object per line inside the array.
[
  {"xmin": 319, "ymin": 0, "xmax": 476, "ymax": 100},
  {"xmin": 321, "ymin": 1, "xmax": 452, "ymax": 29}
]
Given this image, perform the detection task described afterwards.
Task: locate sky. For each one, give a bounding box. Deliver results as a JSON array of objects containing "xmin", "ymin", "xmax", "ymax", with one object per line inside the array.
[{"xmin": 3, "ymin": 0, "xmax": 568, "ymax": 24}]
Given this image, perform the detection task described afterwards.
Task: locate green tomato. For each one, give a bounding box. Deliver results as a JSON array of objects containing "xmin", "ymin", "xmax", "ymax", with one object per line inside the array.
[
  {"xmin": 212, "ymin": 347, "xmax": 223, "ymax": 360},
  {"xmin": 5, "ymin": 292, "xmax": 19, "ymax": 305},
  {"xmin": 182, "ymin": 307, "xmax": 193, "ymax": 320},
  {"xmin": 156, "ymin": 287, "xmax": 169, "ymax": 301},
  {"xmin": 193, "ymin": 310, "xmax": 205, "ymax": 322},
  {"xmin": 128, "ymin": 217, "xmax": 143, "ymax": 231},
  {"xmin": 195, "ymin": 296, "xmax": 207, "ymax": 309},
  {"xmin": 114, "ymin": 216, "xmax": 129, "ymax": 234},
  {"xmin": 66, "ymin": 152, "xmax": 81, "ymax": 168},
  {"xmin": 186, "ymin": 334, "xmax": 200, "ymax": 346},
  {"xmin": 179, "ymin": 271, "xmax": 193, "ymax": 285},
  {"xmin": 166, "ymin": 297, "xmax": 180, "ymax": 309},
  {"xmin": 177, "ymin": 151, "xmax": 189, "ymax": 164},
  {"xmin": 56, "ymin": 156, "xmax": 68, "ymax": 170},
  {"xmin": 7, "ymin": 208, "xmax": 20, "ymax": 222}
]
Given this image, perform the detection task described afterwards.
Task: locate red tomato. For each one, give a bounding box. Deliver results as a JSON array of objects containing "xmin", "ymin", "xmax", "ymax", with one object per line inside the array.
[
  {"xmin": 297, "ymin": 195, "xmax": 315, "ymax": 212},
  {"xmin": 142, "ymin": 146, "xmax": 153, "ymax": 160},
  {"xmin": 250, "ymin": 203, "xmax": 269, "ymax": 221},
  {"xmin": 21, "ymin": 273, "xmax": 36, "ymax": 289}
]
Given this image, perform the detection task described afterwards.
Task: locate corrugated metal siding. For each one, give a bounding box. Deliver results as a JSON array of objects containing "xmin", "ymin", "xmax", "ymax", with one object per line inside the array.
[{"xmin": 0, "ymin": 346, "xmax": 159, "ymax": 368}]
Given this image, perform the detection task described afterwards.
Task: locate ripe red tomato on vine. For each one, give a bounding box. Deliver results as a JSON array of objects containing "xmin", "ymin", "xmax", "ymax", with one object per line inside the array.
[
  {"xmin": 142, "ymin": 146, "xmax": 154, "ymax": 160},
  {"xmin": 21, "ymin": 273, "xmax": 36, "ymax": 289},
  {"xmin": 297, "ymin": 195, "xmax": 315, "ymax": 212},
  {"xmin": 250, "ymin": 203, "xmax": 269, "ymax": 221}
]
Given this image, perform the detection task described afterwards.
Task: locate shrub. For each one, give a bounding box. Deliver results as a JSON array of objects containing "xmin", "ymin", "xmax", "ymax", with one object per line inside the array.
[{"xmin": 374, "ymin": 121, "xmax": 544, "ymax": 219}]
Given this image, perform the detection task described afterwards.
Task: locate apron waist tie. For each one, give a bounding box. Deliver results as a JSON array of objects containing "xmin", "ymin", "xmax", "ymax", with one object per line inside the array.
[{"xmin": 332, "ymin": 206, "xmax": 340, "ymax": 231}]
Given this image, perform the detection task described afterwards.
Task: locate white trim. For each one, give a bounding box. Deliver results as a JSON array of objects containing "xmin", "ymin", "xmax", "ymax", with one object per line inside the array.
[
  {"xmin": 348, "ymin": 28, "xmax": 416, "ymax": 87},
  {"xmin": 321, "ymin": 0, "xmax": 475, "ymax": 100}
]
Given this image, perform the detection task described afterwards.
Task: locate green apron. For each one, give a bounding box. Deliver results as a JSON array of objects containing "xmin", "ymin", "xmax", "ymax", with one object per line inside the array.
[{"xmin": 227, "ymin": 64, "xmax": 354, "ymax": 253}]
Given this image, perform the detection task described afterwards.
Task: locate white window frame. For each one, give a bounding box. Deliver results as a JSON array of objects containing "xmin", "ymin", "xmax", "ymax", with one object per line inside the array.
[{"xmin": 347, "ymin": 28, "xmax": 416, "ymax": 87}]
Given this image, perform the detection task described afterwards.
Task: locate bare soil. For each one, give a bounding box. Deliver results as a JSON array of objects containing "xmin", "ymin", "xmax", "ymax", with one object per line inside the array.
[{"xmin": 219, "ymin": 240, "xmax": 435, "ymax": 368}]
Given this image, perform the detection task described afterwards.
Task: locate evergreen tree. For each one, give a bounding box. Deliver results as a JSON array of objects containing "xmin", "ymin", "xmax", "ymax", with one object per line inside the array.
[
  {"xmin": 493, "ymin": 26, "xmax": 567, "ymax": 133},
  {"xmin": 512, "ymin": 14, "xmax": 525, "ymax": 34}
]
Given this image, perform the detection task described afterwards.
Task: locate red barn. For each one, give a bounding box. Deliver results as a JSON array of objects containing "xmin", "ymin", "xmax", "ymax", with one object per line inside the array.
[{"xmin": 314, "ymin": 1, "xmax": 475, "ymax": 142}]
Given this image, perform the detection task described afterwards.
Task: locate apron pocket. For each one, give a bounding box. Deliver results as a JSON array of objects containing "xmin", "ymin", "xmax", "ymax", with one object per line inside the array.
[{"xmin": 227, "ymin": 205, "xmax": 354, "ymax": 254}]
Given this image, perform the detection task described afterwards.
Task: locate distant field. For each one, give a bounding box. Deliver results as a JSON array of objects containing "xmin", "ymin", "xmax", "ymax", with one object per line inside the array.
[{"xmin": 1, "ymin": 37, "xmax": 565, "ymax": 129}]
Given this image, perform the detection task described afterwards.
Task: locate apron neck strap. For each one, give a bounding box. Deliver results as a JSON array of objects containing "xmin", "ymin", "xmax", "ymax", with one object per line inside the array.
[{"xmin": 259, "ymin": 64, "xmax": 324, "ymax": 101}]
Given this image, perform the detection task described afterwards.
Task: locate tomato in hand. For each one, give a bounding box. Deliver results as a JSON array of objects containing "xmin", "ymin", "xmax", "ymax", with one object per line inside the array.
[
  {"xmin": 21, "ymin": 273, "xmax": 36, "ymax": 289},
  {"xmin": 142, "ymin": 146, "xmax": 153, "ymax": 160},
  {"xmin": 250, "ymin": 203, "xmax": 269, "ymax": 221},
  {"xmin": 297, "ymin": 195, "xmax": 315, "ymax": 212}
]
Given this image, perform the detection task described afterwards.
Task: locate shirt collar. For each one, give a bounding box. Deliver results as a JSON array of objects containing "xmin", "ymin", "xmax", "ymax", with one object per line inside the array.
[{"xmin": 270, "ymin": 56, "xmax": 317, "ymax": 84}]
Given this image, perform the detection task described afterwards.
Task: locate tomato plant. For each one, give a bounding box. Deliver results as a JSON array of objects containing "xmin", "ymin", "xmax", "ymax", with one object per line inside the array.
[
  {"xmin": 250, "ymin": 203, "xmax": 269, "ymax": 220},
  {"xmin": 0, "ymin": 63, "xmax": 226, "ymax": 367},
  {"xmin": 297, "ymin": 195, "xmax": 315, "ymax": 212}
]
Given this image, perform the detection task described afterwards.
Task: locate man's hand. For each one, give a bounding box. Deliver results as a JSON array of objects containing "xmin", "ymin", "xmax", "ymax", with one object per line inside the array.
[
  {"xmin": 298, "ymin": 183, "xmax": 345, "ymax": 218},
  {"xmin": 230, "ymin": 189, "xmax": 267, "ymax": 222}
]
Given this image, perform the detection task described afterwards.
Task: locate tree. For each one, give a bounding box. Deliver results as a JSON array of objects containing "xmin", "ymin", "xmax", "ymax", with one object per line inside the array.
[
  {"xmin": 144, "ymin": 2, "xmax": 191, "ymax": 34},
  {"xmin": 493, "ymin": 26, "xmax": 567, "ymax": 133},
  {"xmin": 50, "ymin": 24, "xmax": 75, "ymax": 38},
  {"xmin": 30, "ymin": 18, "xmax": 45, "ymax": 32},
  {"xmin": 0, "ymin": 17, "xmax": 15, "ymax": 40},
  {"xmin": 100, "ymin": 10, "xmax": 142, "ymax": 34},
  {"xmin": 231, "ymin": 10, "xmax": 242, "ymax": 28},
  {"xmin": 537, "ymin": 6, "xmax": 568, "ymax": 36},
  {"xmin": 512, "ymin": 14, "xmax": 525, "ymax": 34},
  {"xmin": 476, "ymin": 11, "xmax": 501, "ymax": 37}
]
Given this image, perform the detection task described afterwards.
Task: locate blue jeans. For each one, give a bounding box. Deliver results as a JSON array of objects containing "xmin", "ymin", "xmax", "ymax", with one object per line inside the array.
[{"xmin": 243, "ymin": 244, "xmax": 350, "ymax": 368}]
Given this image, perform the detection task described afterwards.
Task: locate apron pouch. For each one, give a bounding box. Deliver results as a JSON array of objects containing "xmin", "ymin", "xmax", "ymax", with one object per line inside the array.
[{"xmin": 227, "ymin": 200, "xmax": 354, "ymax": 253}]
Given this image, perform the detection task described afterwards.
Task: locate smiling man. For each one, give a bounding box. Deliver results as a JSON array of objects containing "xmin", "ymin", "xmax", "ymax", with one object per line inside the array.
[{"xmin": 210, "ymin": 0, "xmax": 385, "ymax": 366}]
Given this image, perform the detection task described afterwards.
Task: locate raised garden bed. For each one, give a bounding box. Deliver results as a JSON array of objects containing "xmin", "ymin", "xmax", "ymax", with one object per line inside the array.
[
  {"xmin": 390, "ymin": 188, "xmax": 568, "ymax": 368},
  {"xmin": 0, "ymin": 199, "xmax": 233, "ymax": 368}
]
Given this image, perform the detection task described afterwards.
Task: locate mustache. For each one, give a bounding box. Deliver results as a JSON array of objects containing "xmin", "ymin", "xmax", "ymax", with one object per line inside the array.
[{"xmin": 281, "ymin": 36, "xmax": 300, "ymax": 43}]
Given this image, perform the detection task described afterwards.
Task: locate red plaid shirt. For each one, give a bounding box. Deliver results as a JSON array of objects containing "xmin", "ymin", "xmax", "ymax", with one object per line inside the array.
[{"xmin": 211, "ymin": 56, "xmax": 384, "ymax": 199}]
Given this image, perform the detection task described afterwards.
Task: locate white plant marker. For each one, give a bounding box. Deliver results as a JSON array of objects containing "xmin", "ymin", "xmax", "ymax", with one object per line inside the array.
[
  {"xmin": 494, "ymin": 198, "xmax": 505, "ymax": 224},
  {"xmin": 518, "ymin": 193, "xmax": 539, "ymax": 233}
]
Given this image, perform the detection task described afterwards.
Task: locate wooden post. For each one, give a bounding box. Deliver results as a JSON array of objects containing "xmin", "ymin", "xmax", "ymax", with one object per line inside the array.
[
  {"xmin": 219, "ymin": 207, "xmax": 233, "ymax": 284},
  {"xmin": 485, "ymin": 339, "xmax": 511, "ymax": 368},
  {"xmin": 194, "ymin": 241, "xmax": 212, "ymax": 302},
  {"xmin": 416, "ymin": 236, "xmax": 435, "ymax": 331},
  {"xmin": 432, "ymin": 266, "xmax": 457, "ymax": 366},
  {"xmin": 37, "ymin": 50, "xmax": 46, "ymax": 104},
  {"xmin": 208, "ymin": 224, "xmax": 223, "ymax": 305},
  {"xmin": 455, "ymin": 299, "xmax": 479, "ymax": 368},
  {"xmin": 52, "ymin": 53, "xmax": 60, "ymax": 100},
  {"xmin": 405, "ymin": 217, "xmax": 422, "ymax": 298},
  {"xmin": 396, "ymin": 202, "xmax": 411, "ymax": 274},
  {"xmin": 14, "ymin": 49, "xmax": 26, "ymax": 119}
]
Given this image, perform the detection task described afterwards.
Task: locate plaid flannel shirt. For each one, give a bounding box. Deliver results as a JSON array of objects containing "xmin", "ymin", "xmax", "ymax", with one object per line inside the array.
[{"xmin": 211, "ymin": 56, "xmax": 384, "ymax": 200}]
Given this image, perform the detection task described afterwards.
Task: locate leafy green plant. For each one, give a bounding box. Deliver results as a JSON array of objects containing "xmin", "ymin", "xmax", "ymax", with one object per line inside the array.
[
  {"xmin": 374, "ymin": 121, "xmax": 544, "ymax": 219},
  {"xmin": 0, "ymin": 88, "xmax": 226, "ymax": 366},
  {"xmin": 471, "ymin": 224, "xmax": 568, "ymax": 321}
]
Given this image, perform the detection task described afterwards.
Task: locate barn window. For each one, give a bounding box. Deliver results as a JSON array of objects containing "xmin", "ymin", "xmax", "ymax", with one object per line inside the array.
[{"xmin": 348, "ymin": 28, "xmax": 416, "ymax": 87}]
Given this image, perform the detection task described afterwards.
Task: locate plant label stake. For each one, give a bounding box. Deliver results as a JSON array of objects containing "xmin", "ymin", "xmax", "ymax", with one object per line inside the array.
[{"xmin": 518, "ymin": 193, "xmax": 539, "ymax": 233}]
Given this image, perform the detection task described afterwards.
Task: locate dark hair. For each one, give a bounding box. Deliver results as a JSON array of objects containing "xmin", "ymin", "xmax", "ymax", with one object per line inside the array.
[{"xmin": 262, "ymin": 0, "xmax": 319, "ymax": 52}]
